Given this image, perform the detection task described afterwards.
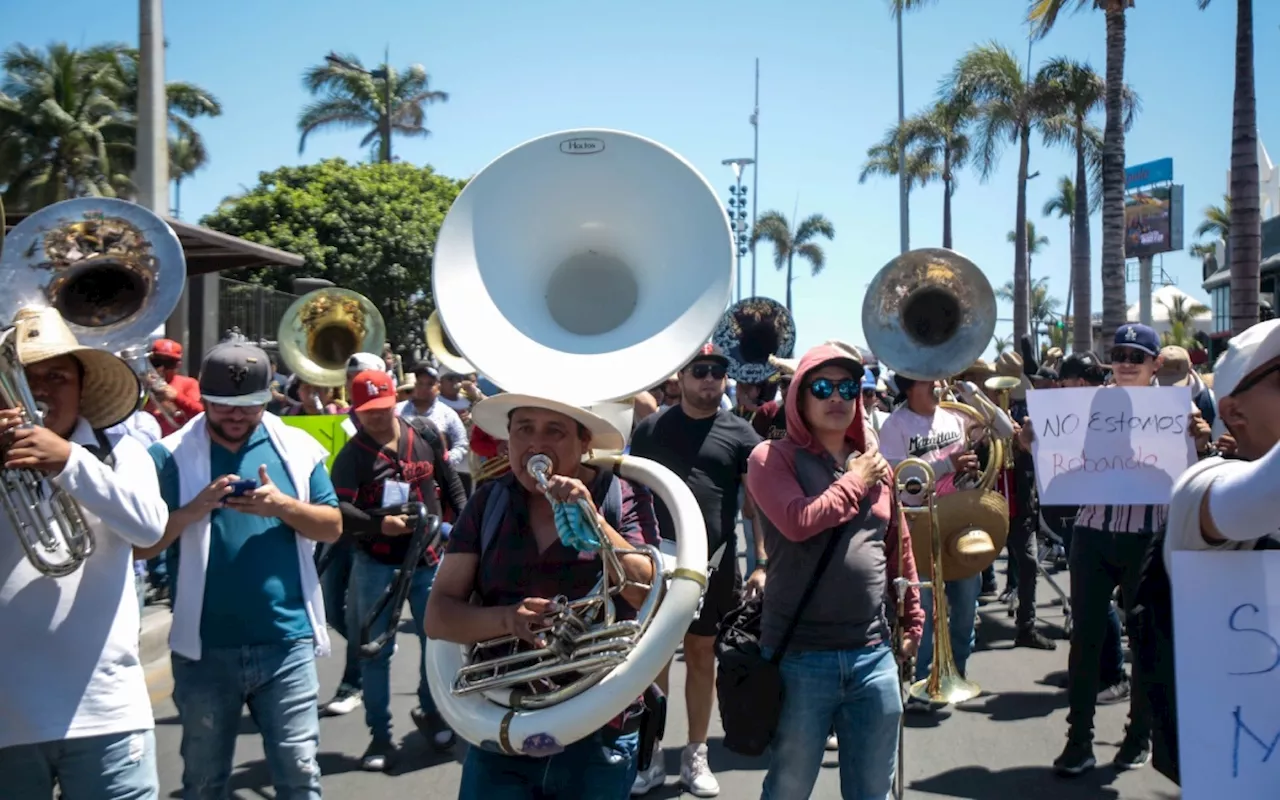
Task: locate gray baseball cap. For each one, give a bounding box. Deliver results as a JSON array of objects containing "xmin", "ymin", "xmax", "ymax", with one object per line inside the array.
[{"xmin": 199, "ymin": 342, "xmax": 273, "ymax": 406}]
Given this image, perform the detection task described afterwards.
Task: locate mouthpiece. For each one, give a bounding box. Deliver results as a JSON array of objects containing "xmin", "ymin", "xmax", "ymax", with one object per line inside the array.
[
  {"xmin": 34, "ymin": 402, "xmax": 49, "ymax": 422},
  {"xmin": 904, "ymin": 478, "xmax": 924, "ymax": 495},
  {"xmin": 526, "ymin": 454, "xmax": 553, "ymax": 479}
]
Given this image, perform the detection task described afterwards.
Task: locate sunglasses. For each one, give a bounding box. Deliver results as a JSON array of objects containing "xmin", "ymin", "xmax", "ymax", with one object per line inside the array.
[
  {"xmin": 808, "ymin": 377, "xmax": 860, "ymax": 402},
  {"xmin": 1109, "ymin": 348, "xmax": 1152, "ymax": 365},
  {"xmin": 1231, "ymin": 362, "xmax": 1280, "ymax": 397},
  {"xmin": 688, "ymin": 363, "xmax": 727, "ymax": 380}
]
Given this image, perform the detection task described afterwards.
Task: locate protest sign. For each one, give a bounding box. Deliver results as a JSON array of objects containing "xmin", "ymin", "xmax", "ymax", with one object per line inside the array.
[
  {"xmin": 282, "ymin": 415, "xmax": 349, "ymax": 469},
  {"xmin": 1172, "ymin": 551, "xmax": 1280, "ymax": 799},
  {"xmin": 1027, "ymin": 386, "xmax": 1195, "ymax": 506}
]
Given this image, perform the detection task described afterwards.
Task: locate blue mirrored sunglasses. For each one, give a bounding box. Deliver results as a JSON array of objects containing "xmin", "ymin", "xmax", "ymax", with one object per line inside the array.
[{"xmin": 807, "ymin": 377, "xmax": 859, "ymax": 402}]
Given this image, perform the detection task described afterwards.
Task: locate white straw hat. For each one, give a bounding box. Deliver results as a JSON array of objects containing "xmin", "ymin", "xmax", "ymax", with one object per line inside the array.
[
  {"xmin": 14, "ymin": 307, "xmax": 140, "ymax": 430},
  {"xmin": 471, "ymin": 393, "xmax": 626, "ymax": 452}
]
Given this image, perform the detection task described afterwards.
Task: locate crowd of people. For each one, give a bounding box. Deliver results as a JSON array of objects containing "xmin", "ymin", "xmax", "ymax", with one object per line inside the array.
[{"xmin": 1, "ymin": 301, "xmax": 1277, "ymax": 800}]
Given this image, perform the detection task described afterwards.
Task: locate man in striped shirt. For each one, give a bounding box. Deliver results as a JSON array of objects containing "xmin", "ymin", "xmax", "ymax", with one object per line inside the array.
[{"xmin": 1022, "ymin": 324, "xmax": 1213, "ymax": 778}]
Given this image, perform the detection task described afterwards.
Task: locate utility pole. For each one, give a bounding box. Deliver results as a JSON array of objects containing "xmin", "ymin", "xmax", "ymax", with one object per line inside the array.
[
  {"xmin": 896, "ymin": 11, "xmax": 908, "ymax": 254},
  {"xmin": 751, "ymin": 58, "xmax": 760, "ymax": 297}
]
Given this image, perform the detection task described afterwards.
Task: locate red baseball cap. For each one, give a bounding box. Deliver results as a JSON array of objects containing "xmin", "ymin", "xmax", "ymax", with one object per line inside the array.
[
  {"xmin": 152, "ymin": 339, "xmax": 183, "ymax": 359},
  {"xmin": 350, "ymin": 370, "xmax": 398, "ymax": 411}
]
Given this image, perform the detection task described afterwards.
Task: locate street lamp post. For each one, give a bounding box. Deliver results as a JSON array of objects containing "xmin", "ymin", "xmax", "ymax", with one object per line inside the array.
[
  {"xmin": 723, "ymin": 158, "xmax": 754, "ymax": 303},
  {"xmin": 325, "ymin": 52, "xmax": 393, "ymax": 163}
]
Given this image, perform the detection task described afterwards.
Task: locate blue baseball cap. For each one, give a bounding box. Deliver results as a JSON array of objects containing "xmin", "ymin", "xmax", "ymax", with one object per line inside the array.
[
  {"xmin": 1113, "ymin": 323, "xmax": 1160, "ymax": 356},
  {"xmin": 861, "ymin": 372, "xmax": 878, "ymax": 391}
]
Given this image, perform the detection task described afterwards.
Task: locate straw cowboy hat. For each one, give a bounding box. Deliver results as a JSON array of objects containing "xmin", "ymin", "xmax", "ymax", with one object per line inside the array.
[
  {"xmin": 13, "ymin": 307, "xmax": 140, "ymax": 430},
  {"xmin": 471, "ymin": 394, "xmax": 626, "ymax": 452},
  {"xmin": 994, "ymin": 351, "xmax": 1032, "ymax": 400}
]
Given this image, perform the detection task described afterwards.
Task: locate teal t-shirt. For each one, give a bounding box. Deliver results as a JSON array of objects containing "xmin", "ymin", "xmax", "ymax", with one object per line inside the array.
[{"xmin": 150, "ymin": 426, "xmax": 339, "ymax": 648}]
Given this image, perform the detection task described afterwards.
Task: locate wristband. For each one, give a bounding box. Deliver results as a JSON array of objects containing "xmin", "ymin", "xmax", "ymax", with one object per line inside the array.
[{"xmin": 755, "ymin": 558, "xmax": 769, "ymax": 571}]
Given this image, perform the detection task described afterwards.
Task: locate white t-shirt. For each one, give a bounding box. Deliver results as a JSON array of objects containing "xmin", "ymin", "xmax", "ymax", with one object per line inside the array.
[
  {"xmin": 0, "ymin": 420, "xmax": 168, "ymax": 749},
  {"xmin": 1163, "ymin": 456, "xmax": 1279, "ymax": 573},
  {"xmin": 877, "ymin": 405, "xmax": 969, "ymax": 502},
  {"xmin": 439, "ymin": 394, "xmax": 471, "ymax": 415}
]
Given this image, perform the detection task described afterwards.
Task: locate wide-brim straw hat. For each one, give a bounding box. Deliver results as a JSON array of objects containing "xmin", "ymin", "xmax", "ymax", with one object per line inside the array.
[
  {"xmin": 14, "ymin": 307, "xmax": 140, "ymax": 430},
  {"xmin": 994, "ymin": 351, "xmax": 1033, "ymax": 400},
  {"xmin": 471, "ymin": 393, "xmax": 626, "ymax": 452}
]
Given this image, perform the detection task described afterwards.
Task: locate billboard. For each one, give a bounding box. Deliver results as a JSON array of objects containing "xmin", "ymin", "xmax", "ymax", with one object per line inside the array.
[
  {"xmin": 1126, "ymin": 158, "xmax": 1174, "ymax": 190},
  {"xmin": 1125, "ymin": 185, "xmax": 1184, "ymax": 258}
]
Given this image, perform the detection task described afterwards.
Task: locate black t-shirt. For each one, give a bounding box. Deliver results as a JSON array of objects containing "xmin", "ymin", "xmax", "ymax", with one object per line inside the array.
[
  {"xmin": 751, "ymin": 400, "xmax": 787, "ymax": 441},
  {"xmin": 331, "ymin": 418, "xmax": 467, "ymax": 566},
  {"xmin": 628, "ymin": 405, "xmax": 761, "ymax": 557}
]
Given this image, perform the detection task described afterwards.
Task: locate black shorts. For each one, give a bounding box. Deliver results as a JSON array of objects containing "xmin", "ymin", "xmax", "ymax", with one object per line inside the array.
[{"xmin": 688, "ymin": 547, "xmax": 741, "ymax": 638}]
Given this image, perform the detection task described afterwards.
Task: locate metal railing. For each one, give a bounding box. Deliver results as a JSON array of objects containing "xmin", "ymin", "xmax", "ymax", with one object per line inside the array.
[{"xmin": 218, "ymin": 278, "xmax": 297, "ymax": 343}]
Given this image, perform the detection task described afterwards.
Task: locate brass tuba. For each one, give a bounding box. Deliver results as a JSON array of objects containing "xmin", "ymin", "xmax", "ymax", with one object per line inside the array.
[
  {"xmin": 424, "ymin": 128, "xmax": 726, "ymax": 755},
  {"xmin": 277, "ymin": 287, "xmax": 386, "ymax": 388},
  {"xmin": 862, "ymin": 248, "xmax": 1010, "ymax": 706},
  {"xmin": 0, "ymin": 197, "xmax": 186, "ymax": 576},
  {"xmin": 425, "ymin": 310, "xmax": 476, "ymax": 376}
]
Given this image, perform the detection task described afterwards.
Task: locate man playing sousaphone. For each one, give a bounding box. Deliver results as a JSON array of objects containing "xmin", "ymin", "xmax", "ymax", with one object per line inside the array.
[
  {"xmin": 0, "ymin": 308, "xmax": 169, "ymax": 799},
  {"xmin": 425, "ymin": 393, "xmax": 659, "ymax": 798}
]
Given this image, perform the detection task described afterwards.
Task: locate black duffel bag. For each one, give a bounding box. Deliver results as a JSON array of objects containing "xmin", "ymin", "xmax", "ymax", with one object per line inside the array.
[{"xmin": 714, "ymin": 527, "xmax": 842, "ymax": 756}]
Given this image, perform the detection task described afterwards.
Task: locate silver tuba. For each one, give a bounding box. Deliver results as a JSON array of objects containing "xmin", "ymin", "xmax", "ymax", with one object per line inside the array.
[
  {"xmin": 277, "ymin": 287, "xmax": 386, "ymax": 388},
  {"xmin": 0, "ymin": 197, "xmax": 185, "ymax": 576},
  {"xmin": 424, "ymin": 129, "xmax": 729, "ymax": 755}
]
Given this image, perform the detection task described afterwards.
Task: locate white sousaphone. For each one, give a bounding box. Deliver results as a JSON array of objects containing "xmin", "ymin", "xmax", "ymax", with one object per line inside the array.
[{"xmin": 424, "ymin": 129, "xmax": 732, "ymax": 756}]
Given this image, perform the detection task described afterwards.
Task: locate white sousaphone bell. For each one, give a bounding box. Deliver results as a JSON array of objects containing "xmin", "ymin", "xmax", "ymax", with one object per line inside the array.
[{"xmin": 424, "ymin": 129, "xmax": 730, "ymax": 755}]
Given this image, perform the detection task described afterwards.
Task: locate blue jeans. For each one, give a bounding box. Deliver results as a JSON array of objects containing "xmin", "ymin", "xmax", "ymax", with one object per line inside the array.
[
  {"xmin": 318, "ymin": 537, "xmax": 361, "ymax": 690},
  {"xmin": 760, "ymin": 645, "xmax": 902, "ymax": 800},
  {"xmin": 0, "ymin": 730, "xmax": 158, "ymax": 800},
  {"xmin": 739, "ymin": 485, "xmax": 757, "ymax": 575},
  {"xmin": 171, "ymin": 640, "xmax": 321, "ymax": 800},
  {"xmin": 914, "ymin": 574, "xmax": 981, "ymax": 682},
  {"xmin": 349, "ymin": 549, "xmax": 438, "ymax": 740},
  {"xmin": 1103, "ymin": 603, "xmax": 1126, "ymax": 686},
  {"xmin": 459, "ymin": 731, "xmax": 639, "ymax": 799}
]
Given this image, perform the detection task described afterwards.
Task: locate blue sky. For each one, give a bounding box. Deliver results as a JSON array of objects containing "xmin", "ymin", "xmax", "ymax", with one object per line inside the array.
[{"xmin": 7, "ymin": 0, "xmax": 1277, "ymax": 358}]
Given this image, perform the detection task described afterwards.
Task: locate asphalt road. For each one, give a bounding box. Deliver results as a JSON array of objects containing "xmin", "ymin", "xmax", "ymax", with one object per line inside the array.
[{"xmin": 149, "ymin": 558, "xmax": 1181, "ymax": 799}]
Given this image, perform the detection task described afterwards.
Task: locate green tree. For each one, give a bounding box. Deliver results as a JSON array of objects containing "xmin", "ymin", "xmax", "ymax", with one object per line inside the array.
[
  {"xmin": 297, "ymin": 54, "xmax": 448, "ymax": 162},
  {"xmin": 947, "ymin": 42, "xmax": 1058, "ymax": 342},
  {"xmin": 997, "ymin": 274, "xmax": 1061, "ymax": 349},
  {"xmin": 1029, "ymin": 0, "xmax": 1134, "ymax": 349},
  {"xmin": 201, "ymin": 159, "xmax": 466, "ymax": 351},
  {"xmin": 749, "ymin": 210, "xmax": 835, "ymax": 311},
  {"xmin": 1158, "ymin": 294, "xmax": 1211, "ymax": 350},
  {"xmin": 169, "ymin": 130, "xmax": 207, "ymax": 219},
  {"xmin": 992, "ymin": 334, "xmax": 1013, "ymax": 356}
]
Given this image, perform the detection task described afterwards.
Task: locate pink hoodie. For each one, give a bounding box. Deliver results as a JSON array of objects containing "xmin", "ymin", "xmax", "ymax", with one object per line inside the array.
[{"xmin": 746, "ymin": 343, "xmax": 924, "ymax": 641}]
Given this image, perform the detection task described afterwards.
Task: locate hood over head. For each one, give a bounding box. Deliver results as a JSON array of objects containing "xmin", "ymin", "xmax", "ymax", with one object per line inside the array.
[{"xmin": 784, "ymin": 343, "xmax": 868, "ymax": 454}]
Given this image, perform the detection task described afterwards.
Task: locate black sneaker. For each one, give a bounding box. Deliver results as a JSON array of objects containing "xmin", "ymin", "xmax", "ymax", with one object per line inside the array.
[
  {"xmin": 1053, "ymin": 740, "xmax": 1096, "ymax": 777},
  {"xmin": 1113, "ymin": 730, "xmax": 1151, "ymax": 771},
  {"xmin": 361, "ymin": 737, "xmax": 397, "ymax": 772},
  {"xmin": 1015, "ymin": 627, "xmax": 1057, "ymax": 651},
  {"xmin": 997, "ymin": 586, "xmax": 1015, "ymax": 604},
  {"xmin": 411, "ymin": 706, "xmax": 456, "ymax": 750}
]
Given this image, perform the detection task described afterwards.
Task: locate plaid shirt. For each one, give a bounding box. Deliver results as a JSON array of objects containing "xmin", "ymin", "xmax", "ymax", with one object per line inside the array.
[{"xmin": 446, "ymin": 470, "xmax": 657, "ymax": 611}]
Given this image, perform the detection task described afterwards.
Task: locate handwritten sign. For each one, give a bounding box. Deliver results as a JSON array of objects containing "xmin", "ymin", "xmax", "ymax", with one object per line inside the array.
[
  {"xmin": 1027, "ymin": 386, "xmax": 1195, "ymax": 505},
  {"xmin": 281, "ymin": 415, "xmax": 349, "ymax": 469},
  {"xmin": 1172, "ymin": 551, "xmax": 1280, "ymax": 799}
]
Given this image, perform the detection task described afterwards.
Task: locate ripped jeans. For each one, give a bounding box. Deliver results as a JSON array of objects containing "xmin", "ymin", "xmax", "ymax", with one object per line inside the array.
[{"xmin": 171, "ymin": 639, "xmax": 321, "ymax": 800}]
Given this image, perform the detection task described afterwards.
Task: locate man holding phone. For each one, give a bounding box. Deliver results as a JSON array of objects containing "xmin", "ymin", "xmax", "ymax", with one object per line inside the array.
[{"xmin": 139, "ymin": 341, "xmax": 342, "ymax": 800}]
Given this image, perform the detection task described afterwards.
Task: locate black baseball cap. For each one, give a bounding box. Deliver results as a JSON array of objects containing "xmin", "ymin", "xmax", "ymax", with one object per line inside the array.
[
  {"xmin": 199, "ymin": 342, "xmax": 273, "ymax": 406},
  {"xmin": 1059, "ymin": 350, "xmax": 1110, "ymax": 383},
  {"xmin": 685, "ymin": 342, "xmax": 730, "ymax": 368}
]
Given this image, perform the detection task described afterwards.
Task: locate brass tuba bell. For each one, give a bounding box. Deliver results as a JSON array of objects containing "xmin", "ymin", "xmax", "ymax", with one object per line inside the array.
[
  {"xmin": 277, "ymin": 287, "xmax": 386, "ymax": 388},
  {"xmin": 424, "ymin": 310, "xmax": 475, "ymax": 376}
]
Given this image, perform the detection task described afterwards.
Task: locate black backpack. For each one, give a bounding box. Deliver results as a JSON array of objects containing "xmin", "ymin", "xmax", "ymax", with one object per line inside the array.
[{"xmin": 1133, "ymin": 528, "xmax": 1280, "ymax": 785}]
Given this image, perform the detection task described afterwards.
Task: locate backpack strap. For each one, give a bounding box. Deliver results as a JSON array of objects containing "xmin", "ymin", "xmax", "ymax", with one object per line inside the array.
[
  {"xmin": 84, "ymin": 428, "xmax": 117, "ymax": 469},
  {"xmin": 479, "ymin": 480, "xmax": 511, "ymax": 560}
]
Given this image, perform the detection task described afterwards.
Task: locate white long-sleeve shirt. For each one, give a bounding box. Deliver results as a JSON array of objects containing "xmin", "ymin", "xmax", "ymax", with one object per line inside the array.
[
  {"xmin": 0, "ymin": 419, "xmax": 168, "ymax": 749},
  {"xmin": 396, "ymin": 398, "xmax": 469, "ymax": 472}
]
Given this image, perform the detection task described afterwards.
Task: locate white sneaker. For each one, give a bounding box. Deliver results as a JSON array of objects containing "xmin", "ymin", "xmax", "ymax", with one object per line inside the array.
[
  {"xmin": 825, "ymin": 733, "xmax": 838, "ymax": 751},
  {"xmin": 680, "ymin": 743, "xmax": 720, "ymax": 797},
  {"xmin": 323, "ymin": 684, "xmax": 362, "ymax": 716},
  {"xmin": 630, "ymin": 744, "xmax": 665, "ymax": 795}
]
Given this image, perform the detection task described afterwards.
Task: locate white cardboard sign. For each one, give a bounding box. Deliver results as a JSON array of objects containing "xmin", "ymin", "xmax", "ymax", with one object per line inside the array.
[
  {"xmin": 1027, "ymin": 386, "xmax": 1195, "ymax": 506},
  {"xmin": 1171, "ymin": 551, "xmax": 1280, "ymax": 799}
]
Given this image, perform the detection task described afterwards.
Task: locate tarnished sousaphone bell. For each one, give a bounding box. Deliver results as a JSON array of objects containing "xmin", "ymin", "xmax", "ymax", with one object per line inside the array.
[
  {"xmin": 278, "ymin": 287, "xmax": 385, "ymax": 387},
  {"xmin": 425, "ymin": 310, "xmax": 476, "ymax": 376},
  {"xmin": 711, "ymin": 296, "xmax": 795, "ymax": 384}
]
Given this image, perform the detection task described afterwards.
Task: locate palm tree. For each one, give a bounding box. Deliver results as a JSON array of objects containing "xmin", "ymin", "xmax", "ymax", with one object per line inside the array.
[
  {"xmin": 1007, "ymin": 220, "xmax": 1050, "ymax": 284},
  {"xmin": 0, "ymin": 43, "xmax": 128, "ymax": 207},
  {"xmin": 998, "ymin": 275, "xmax": 1062, "ymax": 349},
  {"xmin": 749, "ymin": 210, "xmax": 835, "ymax": 311},
  {"xmin": 297, "ymin": 54, "xmax": 448, "ymax": 162},
  {"xmin": 169, "ymin": 131, "xmax": 207, "ymax": 219},
  {"xmin": 1198, "ymin": 0, "xmax": 1259, "ymax": 331},
  {"xmin": 1036, "ymin": 57, "xmax": 1133, "ymax": 354},
  {"xmin": 947, "ymin": 42, "xmax": 1057, "ymax": 342},
  {"xmin": 1196, "ymin": 195, "xmax": 1231, "ymax": 241},
  {"xmin": 1029, "ymin": 0, "xmax": 1134, "ymax": 350},
  {"xmin": 992, "ymin": 334, "xmax": 1013, "ymax": 356},
  {"xmin": 860, "ymin": 122, "xmax": 938, "ymax": 193},
  {"xmin": 1158, "ymin": 294, "xmax": 1211, "ymax": 350},
  {"xmin": 1042, "ymin": 175, "xmax": 1079, "ymax": 346}
]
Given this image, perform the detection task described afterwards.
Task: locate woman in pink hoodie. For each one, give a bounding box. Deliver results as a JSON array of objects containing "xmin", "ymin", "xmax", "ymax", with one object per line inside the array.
[{"xmin": 746, "ymin": 343, "xmax": 924, "ymax": 800}]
